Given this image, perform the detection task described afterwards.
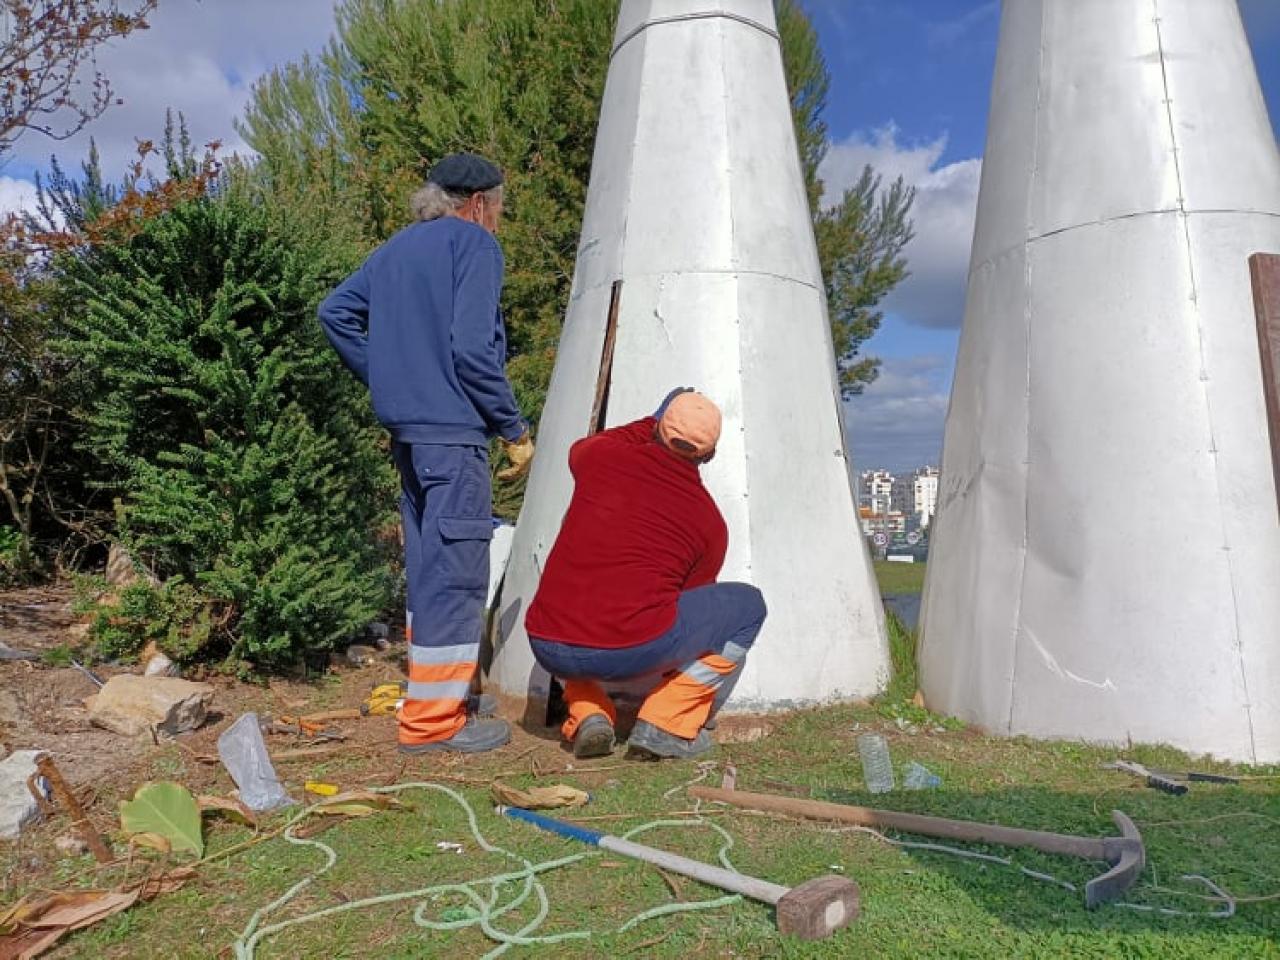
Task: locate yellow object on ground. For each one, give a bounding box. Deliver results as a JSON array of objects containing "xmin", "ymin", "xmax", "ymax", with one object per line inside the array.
[
  {"xmin": 304, "ymin": 781, "xmax": 339, "ymax": 797},
  {"xmin": 362, "ymin": 682, "xmax": 405, "ymax": 717}
]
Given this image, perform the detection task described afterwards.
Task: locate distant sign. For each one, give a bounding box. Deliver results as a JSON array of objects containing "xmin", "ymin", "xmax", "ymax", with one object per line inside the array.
[
  {"xmin": 906, "ymin": 532, "xmax": 921, "ymax": 546},
  {"xmin": 872, "ymin": 532, "xmax": 888, "ymax": 547}
]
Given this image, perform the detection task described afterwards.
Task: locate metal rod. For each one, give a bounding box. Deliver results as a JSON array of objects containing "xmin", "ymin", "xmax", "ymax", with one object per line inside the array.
[{"xmin": 36, "ymin": 755, "xmax": 113, "ymax": 863}]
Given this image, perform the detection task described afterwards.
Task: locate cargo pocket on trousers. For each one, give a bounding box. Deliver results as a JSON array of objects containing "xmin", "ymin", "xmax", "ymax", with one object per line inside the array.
[{"xmin": 437, "ymin": 517, "xmax": 495, "ymax": 624}]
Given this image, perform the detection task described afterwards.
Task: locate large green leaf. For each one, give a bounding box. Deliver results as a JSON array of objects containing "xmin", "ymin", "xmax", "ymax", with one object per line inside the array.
[{"xmin": 119, "ymin": 781, "xmax": 204, "ymax": 858}]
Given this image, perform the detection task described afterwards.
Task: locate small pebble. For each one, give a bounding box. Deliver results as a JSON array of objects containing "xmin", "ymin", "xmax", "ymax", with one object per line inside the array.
[{"xmin": 54, "ymin": 835, "xmax": 89, "ymax": 857}]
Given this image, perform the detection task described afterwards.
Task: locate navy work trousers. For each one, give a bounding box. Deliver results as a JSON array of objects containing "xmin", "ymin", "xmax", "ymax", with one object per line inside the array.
[{"xmin": 392, "ymin": 442, "xmax": 492, "ymax": 744}]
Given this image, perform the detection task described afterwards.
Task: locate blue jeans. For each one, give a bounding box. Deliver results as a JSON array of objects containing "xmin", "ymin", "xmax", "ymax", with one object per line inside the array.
[{"xmin": 531, "ymin": 581, "xmax": 767, "ymax": 715}]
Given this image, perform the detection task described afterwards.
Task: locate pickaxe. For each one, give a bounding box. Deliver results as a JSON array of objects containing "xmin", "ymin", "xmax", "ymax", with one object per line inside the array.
[{"xmin": 689, "ymin": 786, "xmax": 1145, "ymax": 909}]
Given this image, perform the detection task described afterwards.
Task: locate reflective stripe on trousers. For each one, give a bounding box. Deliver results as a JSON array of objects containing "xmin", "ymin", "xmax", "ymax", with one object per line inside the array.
[
  {"xmin": 531, "ymin": 582, "xmax": 767, "ymax": 742},
  {"xmin": 393, "ymin": 442, "xmax": 492, "ymax": 745}
]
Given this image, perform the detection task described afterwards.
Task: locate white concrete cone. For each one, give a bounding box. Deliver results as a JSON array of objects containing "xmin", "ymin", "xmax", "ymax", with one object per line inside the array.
[
  {"xmin": 920, "ymin": 0, "xmax": 1280, "ymax": 762},
  {"xmin": 488, "ymin": 0, "xmax": 889, "ymax": 721}
]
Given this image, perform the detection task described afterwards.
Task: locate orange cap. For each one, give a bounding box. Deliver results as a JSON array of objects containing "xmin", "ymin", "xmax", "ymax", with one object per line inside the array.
[{"xmin": 658, "ymin": 392, "xmax": 722, "ymax": 460}]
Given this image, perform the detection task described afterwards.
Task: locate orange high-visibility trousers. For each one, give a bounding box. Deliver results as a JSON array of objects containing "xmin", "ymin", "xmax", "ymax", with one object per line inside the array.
[
  {"xmin": 636, "ymin": 652, "xmax": 741, "ymax": 739},
  {"xmin": 560, "ymin": 679, "xmax": 618, "ymax": 740}
]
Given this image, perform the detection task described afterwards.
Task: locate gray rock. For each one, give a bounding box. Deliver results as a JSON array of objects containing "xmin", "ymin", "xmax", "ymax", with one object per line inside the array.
[
  {"xmin": 0, "ymin": 750, "xmax": 45, "ymax": 839},
  {"xmin": 104, "ymin": 542, "xmax": 159, "ymax": 588},
  {"xmin": 345, "ymin": 644, "xmax": 377, "ymax": 667},
  {"xmin": 88, "ymin": 675, "xmax": 214, "ymax": 738},
  {"xmin": 0, "ymin": 641, "xmax": 39, "ymax": 661}
]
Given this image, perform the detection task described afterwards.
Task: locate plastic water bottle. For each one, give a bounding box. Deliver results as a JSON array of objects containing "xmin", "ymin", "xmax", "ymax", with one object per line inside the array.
[
  {"xmin": 857, "ymin": 733, "xmax": 895, "ymax": 794},
  {"xmin": 902, "ymin": 761, "xmax": 942, "ymax": 790}
]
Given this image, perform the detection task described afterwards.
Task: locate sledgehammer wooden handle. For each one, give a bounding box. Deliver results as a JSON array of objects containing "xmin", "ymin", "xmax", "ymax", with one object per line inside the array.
[{"xmin": 689, "ymin": 786, "xmax": 1108, "ymax": 860}]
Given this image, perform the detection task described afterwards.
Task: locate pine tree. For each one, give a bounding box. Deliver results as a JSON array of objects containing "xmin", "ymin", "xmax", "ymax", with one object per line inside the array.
[
  {"xmin": 58, "ymin": 171, "xmax": 393, "ymax": 669},
  {"xmin": 239, "ymin": 0, "xmax": 912, "ymax": 420}
]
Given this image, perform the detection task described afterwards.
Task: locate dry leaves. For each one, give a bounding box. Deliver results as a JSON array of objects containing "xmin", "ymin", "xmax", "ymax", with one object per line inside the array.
[
  {"xmin": 491, "ymin": 782, "xmax": 590, "ymax": 810},
  {"xmin": 197, "ymin": 795, "xmax": 257, "ymax": 828},
  {"xmin": 0, "ymin": 868, "xmax": 195, "ymax": 959},
  {"xmin": 306, "ymin": 790, "xmax": 410, "ymax": 819}
]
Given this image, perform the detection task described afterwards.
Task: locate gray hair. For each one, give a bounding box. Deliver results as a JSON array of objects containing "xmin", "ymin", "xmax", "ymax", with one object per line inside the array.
[{"xmin": 410, "ymin": 182, "xmax": 503, "ymax": 222}]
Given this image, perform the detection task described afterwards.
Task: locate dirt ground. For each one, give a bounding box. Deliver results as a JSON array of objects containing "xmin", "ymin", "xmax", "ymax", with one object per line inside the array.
[{"xmin": 0, "ymin": 583, "xmax": 775, "ymax": 901}]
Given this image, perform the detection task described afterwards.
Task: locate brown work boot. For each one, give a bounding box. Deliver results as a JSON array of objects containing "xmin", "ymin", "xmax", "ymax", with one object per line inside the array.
[
  {"xmin": 626, "ymin": 719, "xmax": 713, "ymax": 760},
  {"xmin": 572, "ymin": 713, "xmax": 615, "ymax": 759}
]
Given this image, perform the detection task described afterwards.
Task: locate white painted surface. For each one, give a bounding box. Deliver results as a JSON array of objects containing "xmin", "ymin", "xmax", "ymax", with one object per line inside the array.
[
  {"xmin": 920, "ymin": 0, "xmax": 1280, "ymax": 762},
  {"xmin": 487, "ymin": 524, "xmax": 515, "ymax": 611},
  {"xmin": 489, "ymin": 0, "xmax": 888, "ymax": 712},
  {"xmin": 0, "ymin": 750, "xmax": 45, "ymax": 840}
]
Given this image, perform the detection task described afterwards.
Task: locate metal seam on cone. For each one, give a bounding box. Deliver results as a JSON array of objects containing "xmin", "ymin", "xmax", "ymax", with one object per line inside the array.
[
  {"xmin": 968, "ymin": 210, "xmax": 1280, "ymax": 273},
  {"xmin": 610, "ymin": 10, "xmax": 778, "ymax": 59},
  {"xmin": 572, "ymin": 267, "xmax": 821, "ymax": 293},
  {"xmin": 1152, "ymin": 0, "xmax": 1256, "ymax": 757},
  {"xmin": 1006, "ymin": 0, "xmax": 1051, "ymax": 733}
]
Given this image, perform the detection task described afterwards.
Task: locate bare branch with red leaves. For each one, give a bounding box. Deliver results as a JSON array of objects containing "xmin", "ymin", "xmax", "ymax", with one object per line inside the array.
[{"xmin": 0, "ymin": 136, "xmax": 221, "ymax": 288}]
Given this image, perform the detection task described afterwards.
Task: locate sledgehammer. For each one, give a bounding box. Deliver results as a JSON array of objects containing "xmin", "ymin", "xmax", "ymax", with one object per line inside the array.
[{"xmin": 497, "ymin": 805, "xmax": 859, "ymax": 939}]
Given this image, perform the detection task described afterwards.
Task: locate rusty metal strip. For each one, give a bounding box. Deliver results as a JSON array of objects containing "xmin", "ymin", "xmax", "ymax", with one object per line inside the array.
[
  {"xmin": 1250, "ymin": 253, "xmax": 1280, "ymax": 520},
  {"xmin": 589, "ymin": 280, "xmax": 623, "ymax": 436}
]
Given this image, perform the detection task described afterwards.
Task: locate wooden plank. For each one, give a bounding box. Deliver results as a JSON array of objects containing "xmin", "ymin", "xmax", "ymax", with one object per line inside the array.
[{"xmin": 1250, "ymin": 253, "xmax": 1280, "ymax": 519}]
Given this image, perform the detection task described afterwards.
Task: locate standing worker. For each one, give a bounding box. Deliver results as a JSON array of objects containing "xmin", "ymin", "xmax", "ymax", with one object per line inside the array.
[
  {"xmin": 525, "ymin": 389, "xmax": 767, "ymax": 759},
  {"xmin": 319, "ymin": 153, "xmax": 534, "ymax": 754}
]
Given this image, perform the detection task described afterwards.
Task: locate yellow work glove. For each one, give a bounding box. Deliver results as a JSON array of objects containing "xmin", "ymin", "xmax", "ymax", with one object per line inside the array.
[{"xmin": 497, "ymin": 429, "xmax": 535, "ymax": 482}]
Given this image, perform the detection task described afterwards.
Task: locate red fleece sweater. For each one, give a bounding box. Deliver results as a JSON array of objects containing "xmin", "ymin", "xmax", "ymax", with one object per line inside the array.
[{"xmin": 524, "ymin": 416, "xmax": 728, "ymax": 649}]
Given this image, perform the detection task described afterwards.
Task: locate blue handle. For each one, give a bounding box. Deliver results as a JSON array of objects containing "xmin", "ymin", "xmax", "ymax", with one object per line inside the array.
[{"xmin": 498, "ymin": 805, "xmax": 605, "ymax": 847}]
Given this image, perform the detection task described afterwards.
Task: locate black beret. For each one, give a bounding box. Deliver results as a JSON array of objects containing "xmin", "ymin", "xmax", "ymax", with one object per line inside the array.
[{"xmin": 426, "ymin": 153, "xmax": 504, "ymax": 193}]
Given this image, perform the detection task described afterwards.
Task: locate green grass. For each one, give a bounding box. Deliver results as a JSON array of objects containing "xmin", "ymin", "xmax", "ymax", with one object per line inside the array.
[
  {"xmin": 13, "ymin": 700, "xmax": 1278, "ymax": 959},
  {"xmin": 874, "ymin": 560, "xmax": 927, "ymax": 596},
  {"xmin": 7, "ymin": 581, "xmax": 1278, "ymax": 958}
]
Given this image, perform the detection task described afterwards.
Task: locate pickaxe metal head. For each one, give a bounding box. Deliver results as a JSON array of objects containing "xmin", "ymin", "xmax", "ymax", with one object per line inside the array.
[{"xmin": 1085, "ymin": 810, "xmax": 1146, "ymax": 908}]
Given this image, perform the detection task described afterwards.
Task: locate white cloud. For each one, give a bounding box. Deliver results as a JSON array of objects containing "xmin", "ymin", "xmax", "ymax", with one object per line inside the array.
[
  {"xmin": 926, "ymin": 1, "xmax": 1000, "ymax": 50},
  {"xmin": 819, "ymin": 124, "xmax": 981, "ymax": 329},
  {"xmin": 845, "ymin": 354, "xmax": 952, "ymax": 474},
  {"xmin": 0, "ymin": 176, "xmax": 40, "ymax": 218},
  {"xmin": 7, "ymin": 0, "xmax": 337, "ymax": 180}
]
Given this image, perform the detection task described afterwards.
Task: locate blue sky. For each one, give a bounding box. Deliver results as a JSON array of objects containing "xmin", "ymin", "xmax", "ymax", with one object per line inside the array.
[
  {"xmin": 806, "ymin": 0, "xmax": 1280, "ymax": 473},
  {"xmin": 2, "ymin": 0, "xmax": 1278, "ymax": 475}
]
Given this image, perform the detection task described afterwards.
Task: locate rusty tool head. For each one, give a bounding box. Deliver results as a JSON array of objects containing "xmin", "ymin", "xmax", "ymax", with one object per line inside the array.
[
  {"xmin": 1086, "ymin": 811, "xmax": 1146, "ymax": 909},
  {"xmin": 775, "ymin": 875, "xmax": 860, "ymax": 940}
]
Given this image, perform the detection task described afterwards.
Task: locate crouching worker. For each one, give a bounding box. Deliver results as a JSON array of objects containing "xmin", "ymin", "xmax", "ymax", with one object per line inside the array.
[{"xmin": 524, "ymin": 389, "xmax": 767, "ymax": 760}]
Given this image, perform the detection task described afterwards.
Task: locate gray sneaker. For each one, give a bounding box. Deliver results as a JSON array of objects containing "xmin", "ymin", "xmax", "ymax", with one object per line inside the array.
[
  {"xmin": 467, "ymin": 693, "xmax": 498, "ymax": 717},
  {"xmin": 626, "ymin": 719, "xmax": 714, "ymax": 760},
  {"xmin": 400, "ymin": 716, "xmax": 511, "ymax": 754},
  {"xmin": 572, "ymin": 714, "xmax": 615, "ymax": 759}
]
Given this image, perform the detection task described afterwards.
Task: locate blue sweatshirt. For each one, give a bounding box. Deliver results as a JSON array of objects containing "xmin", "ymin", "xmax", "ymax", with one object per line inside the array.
[{"xmin": 318, "ymin": 217, "xmax": 527, "ymax": 446}]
